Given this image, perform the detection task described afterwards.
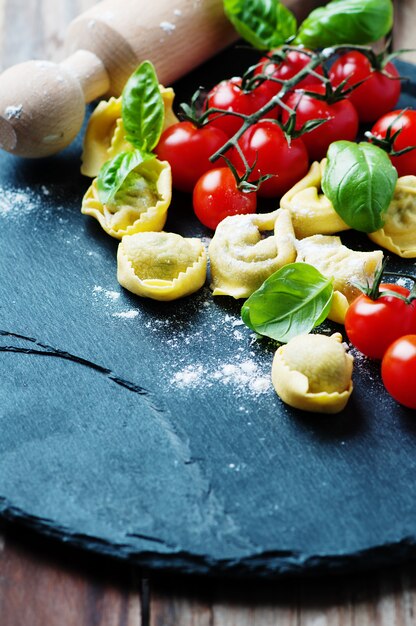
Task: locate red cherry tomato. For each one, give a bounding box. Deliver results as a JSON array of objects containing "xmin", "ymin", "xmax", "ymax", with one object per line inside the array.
[
  {"xmin": 155, "ymin": 121, "xmax": 229, "ymax": 193},
  {"xmin": 329, "ymin": 52, "xmax": 401, "ymax": 123},
  {"xmin": 370, "ymin": 110, "xmax": 416, "ymax": 177},
  {"xmin": 281, "ymin": 85, "xmax": 359, "ymax": 161},
  {"xmin": 229, "ymin": 120, "xmax": 309, "ymax": 198},
  {"xmin": 193, "ymin": 167, "xmax": 257, "ymax": 230},
  {"xmin": 345, "ymin": 284, "xmax": 416, "ymax": 360},
  {"xmin": 205, "ymin": 77, "xmax": 278, "ymax": 138},
  {"xmin": 255, "ymin": 48, "xmax": 324, "ymax": 99},
  {"xmin": 382, "ymin": 335, "xmax": 416, "ymax": 409}
]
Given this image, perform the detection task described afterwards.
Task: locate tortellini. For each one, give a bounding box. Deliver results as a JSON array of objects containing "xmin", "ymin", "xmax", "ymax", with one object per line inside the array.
[
  {"xmin": 280, "ymin": 160, "xmax": 350, "ymax": 238},
  {"xmin": 81, "ymin": 86, "xmax": 178, "ymax": 178},
  {"xmin": 117, "ymin": 231, "xmax": 207, "ymax": 301},
  {"xmin": 296, "ymin": 235, "xmax": 383, "ymax": 324},
  {"xmin": 369, "ymin": 175, "xmax": 416, "ymax": 258},
  {"xmin": 208, "ymin": 209, "xmax": 297, "ymax": 298},
  {"xmin": 272, "ymin": 333, "xmax": 354, "ymax": 414},
  {"xmin": 81, "ymin": 158, "xmax": 172, "ymax": 239}
]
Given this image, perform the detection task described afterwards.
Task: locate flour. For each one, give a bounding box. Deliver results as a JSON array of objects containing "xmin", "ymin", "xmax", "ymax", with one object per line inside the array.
[
  {"xmin": 200, "ymin": 236, "xmax": 212, "ymax": 249},
  {"xmin": 100, "ymin": 288, "xmax": 274, "ymax": 397},
  {"xmin": 105, "ymin": 290, "xmax": 120, "ymax": 301},
  {"xmin": 5, "ymin": 104, "xmax": 23, "ymax": 120},
  {"xmin": 0, "ymin": 185, "xmax": 41, "ymax": 218},
  {"xmin": 171, "ymin": 356, "xmax": 271, "ymax": 395},
  {"xmin": 112, "ymin": 310, "xmax": 139, "ymax": 319},
  {"xmin": 92, "ymin": 286, "xmax": 121, "ymax": 302},
  {"xmin": 160, "ymin": 21, "xmax": 176, "ymax": 33}
]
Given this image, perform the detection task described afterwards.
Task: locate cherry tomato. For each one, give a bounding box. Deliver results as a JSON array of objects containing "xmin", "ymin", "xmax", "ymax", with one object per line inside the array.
[
  {"xmin": 205, "ymin": 77, "xmax": 278, "ymax": 138},
  {"xmin": 281, "ymin": 85, "xmax": 359, "ymax": 161},
  {"xmin": 329, "ymin": 51, "xmax": 401, "ymax": 123},
  {"xmin": 382, "ymin": 335, "xmax": 416, "ymax": 409},
  {"xmin": 255, "ymin": 48, "xmax": 324, "ymax": 99},
  {"xmin": 155, "ymin": 121, "xmax": 229, "ymax": 193},
  {"xmin": 229, "ymin": 121, "xmax": 309, "ymax": 198},
  {"xmin": 370, "ymin": 110, "xmax": 416, "ymax": 177},
  {"xmin": 193, "ymin": 167, "xmax": 257, "ymax": 230},
  {"xmin": 345, "ymin": 284, "xmax": 416, "ymax": 359}
]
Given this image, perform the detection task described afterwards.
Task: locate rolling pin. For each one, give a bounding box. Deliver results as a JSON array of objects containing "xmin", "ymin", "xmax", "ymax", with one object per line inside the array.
[{"xmin": 0, "ymin": 0, "xmax": 321, "ymax": 158}]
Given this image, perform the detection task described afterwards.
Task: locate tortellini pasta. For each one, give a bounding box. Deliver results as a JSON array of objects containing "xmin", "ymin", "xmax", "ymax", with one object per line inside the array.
[
  {"xmin": 81, "ymin": 86, "xmax": 178, "ymax": 178},
  {"xmin": 208, "ymin": 209, "xmax": 297, "ymax": 298},
  {"xmin": 296, "ymin": 235, "xmax": 383, "ymax": 324},
  {"xmin": 117, "ymin": 231, "xmax": 207, "ymax": 301},
  {"xmin": 280, "ymin": 160, "xmax": 350, "ymax": 238},
  {"xmin": 272, "ymin": 333, "xmax": 354, "ymax": 414},
  {"xmin": 369, "ymin": 175, "xmax": 416, "ymax": 258},
  {"xmin": 81, "ymin": 158, "xmax": 172, "ymax": 239}
]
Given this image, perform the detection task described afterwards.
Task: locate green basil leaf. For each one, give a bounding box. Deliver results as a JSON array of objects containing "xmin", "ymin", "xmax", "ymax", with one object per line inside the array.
[
  {"xmin": 296, "ymin": 0, "xmax": 393, "ymax": 47},
  {"xmin": 122, "ymin": 60, "xmax": 164, "ymax": 152},
  {"xmin": 223, "ymin": 0, "xmax": 297, "ymax": 50},
  {"xmin": 321, "ymin": 141, "xmax": 398, "ymax": 233},
  {"xmin": 241, "ymin": 263, "xmax": 333, "ymax": 342},
  {"xmin": 97, "ymin": 149, "xmax": 153, "ymax": 206}
]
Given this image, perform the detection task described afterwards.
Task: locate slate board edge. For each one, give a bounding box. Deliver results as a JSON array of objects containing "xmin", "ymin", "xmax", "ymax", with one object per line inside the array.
[
  {"xmin": 2, "ymin": 498, "xmax": 416, "ymax": 579},
  {"xmin": 1, "ymin": 57, "xmax": 416, "ymax": 581}
]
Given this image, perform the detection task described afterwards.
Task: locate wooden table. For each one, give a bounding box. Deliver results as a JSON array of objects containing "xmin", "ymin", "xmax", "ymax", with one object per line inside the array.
[{"xmin": 1, "ymin": 1, "xmax": 416, "ymax": 624}]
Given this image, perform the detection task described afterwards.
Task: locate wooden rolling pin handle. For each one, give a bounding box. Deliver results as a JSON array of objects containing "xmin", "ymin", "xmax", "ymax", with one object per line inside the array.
[
  {"xmin": 0, "ymin": 0, "xmax": 237, "ymax": 159},
  {"xmin": 0, "ymin": 57, "xmax": 106, "ymax": 158},
  {"xmin": 61, "ymin": 50, "xmax": 110, "ymax": 103}
]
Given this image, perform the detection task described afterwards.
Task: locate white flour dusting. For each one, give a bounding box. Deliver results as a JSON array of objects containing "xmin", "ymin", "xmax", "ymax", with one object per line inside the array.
[
  {"xmin": 200, "ymin": 236, "xmax": 212, "ymax": 249},
  {"xmin": 171, "ymin": 357, "xmax": 271, "ymax": 395},
  {"xmin": 92, "ymin": 286, "xmax": 120, "ymax": 302},
  {"xmin": 160, "ymin": 21, "xmax": 176, "ymax": 33},
  {"xmin": 0, "ymin": 185, "xmax": 43, "ymax": 218},
  {"xmin": 5, "ymin": 104, "xmax": 23, "ymax": 120},
  {"xmin": 105, "ymin": 290, "xmax": 120, "ymax": 301},
  {"xmin": 112, "ymin": 310, "xmax": 139, "ymax": 319},
  {"xmin": 99, "ymin": 289, "xmax": 274, "ymax": 398}
]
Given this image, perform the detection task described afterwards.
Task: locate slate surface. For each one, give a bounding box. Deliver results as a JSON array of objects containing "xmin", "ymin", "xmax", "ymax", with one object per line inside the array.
[{"xmin": 0, "ymin": 51, "xmax": 416, "ymax": 578}]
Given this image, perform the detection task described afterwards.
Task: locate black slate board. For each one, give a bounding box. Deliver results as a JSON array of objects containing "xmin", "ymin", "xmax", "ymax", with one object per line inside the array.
[{"xmin": 0, "ymin": 51, "xmax": 416, "ymax": 578}]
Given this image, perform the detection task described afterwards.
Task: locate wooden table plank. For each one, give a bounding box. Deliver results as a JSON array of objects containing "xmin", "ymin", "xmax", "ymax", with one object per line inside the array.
[
  {"xmin": 0, "ymin": 522, "xmax": 142, "ymax": 626},
  {"xmin": 394, "ymin": 0, "xmax": 416, "ymax": 63},
  {"xmin": 149, "ymin": 564, "xmax": 416, "ymax": 626}
]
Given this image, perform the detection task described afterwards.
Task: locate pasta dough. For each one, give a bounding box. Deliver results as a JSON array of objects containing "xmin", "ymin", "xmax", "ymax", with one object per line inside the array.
[
  {"xmin": 369, "ymin": 175, "xmax": 416, "ymax": 258},
  {"xmin": 272, "ymin": 333, "xmax": 354, "ymax": 414},
  {"xmin": 81, "ymin": 86, "xmax": 178, "ymax": 178},
  {"xmin": 280, "ymin": 160, "xmax": 350, "ymax": 238},
  {"xmin": 296, "ymin": 235, "xmax": 383, "ymax": 324},
  {"xmin": 117, "ymin": 231, "xmax": 207, "ymax": 301},
  {"xmin": 81, "ymin": 158, "xmax": 172, "ymax": 239},
  {"xmin": 208, "ymin": 209, "xmax": 297, "ymax": 298}
]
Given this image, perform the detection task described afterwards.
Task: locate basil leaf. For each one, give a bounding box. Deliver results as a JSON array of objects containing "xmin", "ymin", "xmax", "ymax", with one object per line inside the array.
[
  {"xmin": 97, "ymin": 150, "xmax": 153, "ymax": 206},
  {"xmin": 321, "ymin": 141, "xmax": 398, "ymax": 233},
  {"xmin": 122, "ymin": 60, "xmax": 164, "ymax": 152},
  {"xmin": 223, "ymin": 0, "xmax": 297, "ymax": 50},
  {"xmin": 241, "ymin": 263, "xmax": 333, "ymax": 342},
  {"xmin": 296, "ymin": 0, "xmax": 393, "ymax": 47}
]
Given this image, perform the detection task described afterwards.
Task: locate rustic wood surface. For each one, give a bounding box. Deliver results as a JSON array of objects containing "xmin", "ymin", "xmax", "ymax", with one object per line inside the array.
[
  {"xmin": 394, "ymin": 0, "xmax": 416, "ymax": 62},
  {"xmin": 1, "ymin": 0, "xmax": 416, "ymax": 625}
]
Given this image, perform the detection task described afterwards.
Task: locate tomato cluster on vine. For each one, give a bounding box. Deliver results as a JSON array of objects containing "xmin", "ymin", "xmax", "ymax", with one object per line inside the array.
[
  {"xmin": 155, "ymin": 45, "xmax": 409, "ymax": 231},
  {"xmin": 155, "ymin": 43, "xmax": 416, "ymax": 410},
  {"xmin": 344, "ymin": 263, "xmax": 416, "ymax": 409}
]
